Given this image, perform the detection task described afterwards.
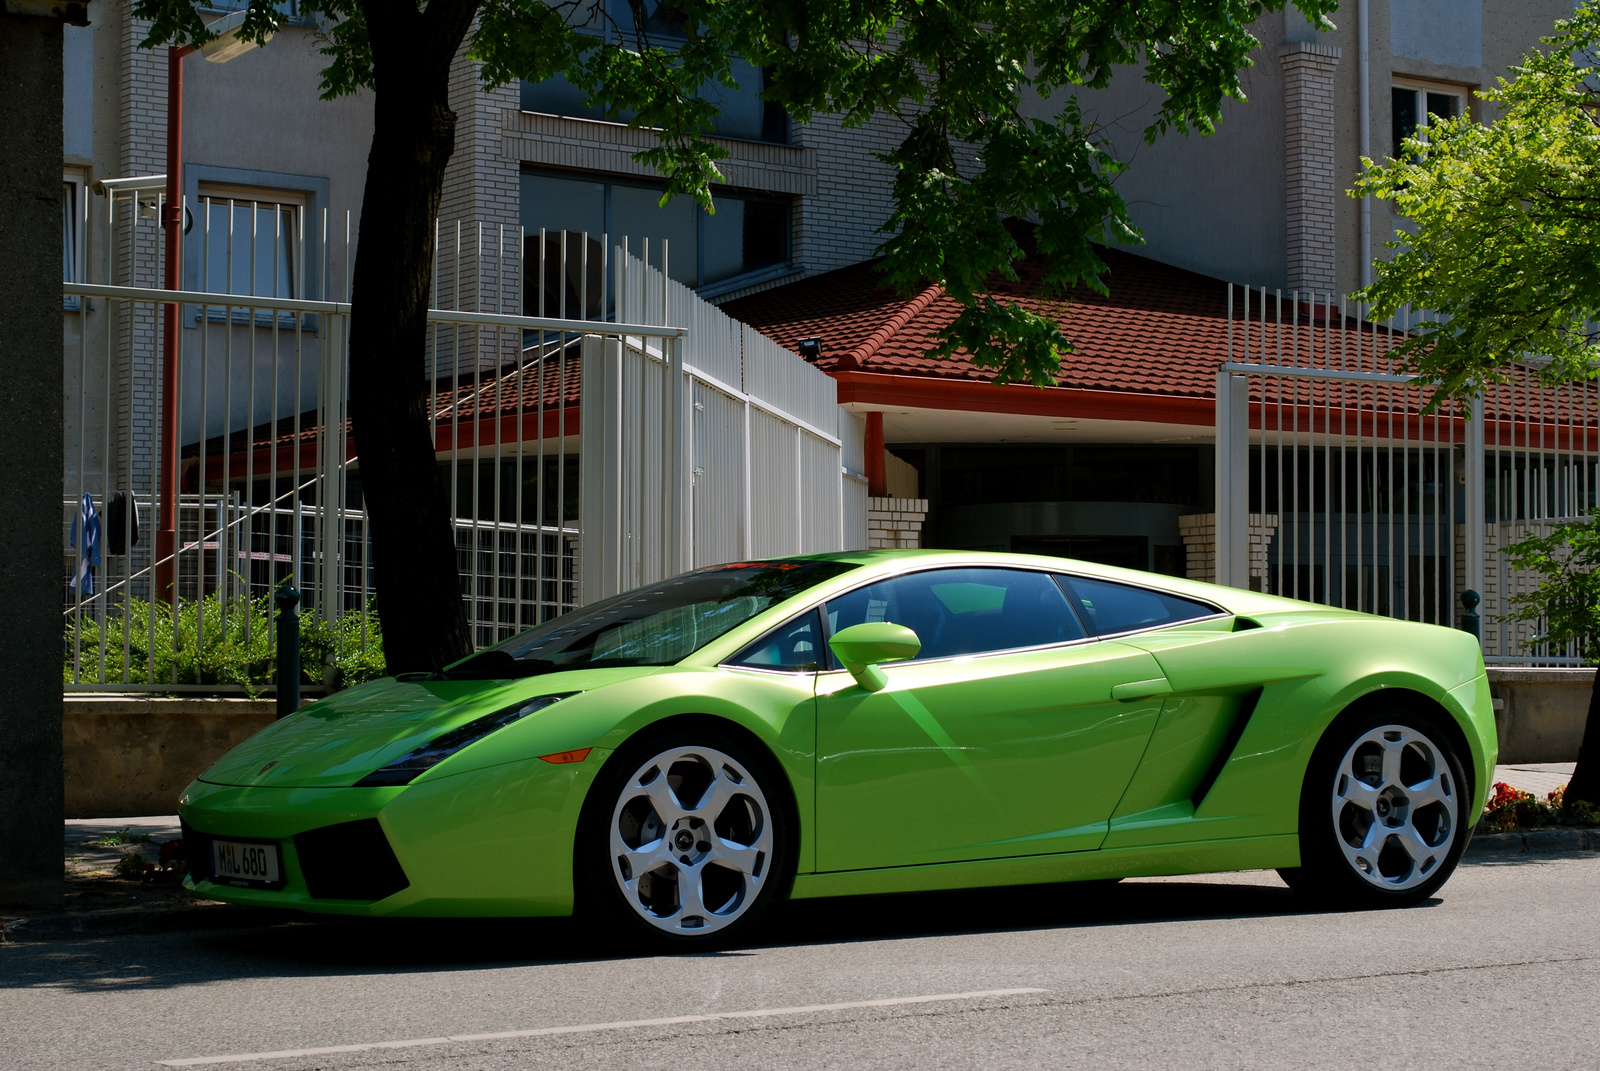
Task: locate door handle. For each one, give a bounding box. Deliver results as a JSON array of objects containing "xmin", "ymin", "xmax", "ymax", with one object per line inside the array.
[{"xmin": 1111, "ymin": 677, "xmax": 1172, "ymax": 702}]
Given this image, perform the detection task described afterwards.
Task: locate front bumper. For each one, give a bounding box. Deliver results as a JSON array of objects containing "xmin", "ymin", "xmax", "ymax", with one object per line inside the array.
[{"xmin": 179, "ymin": 751, "xmax": 609, "ymax": 917}]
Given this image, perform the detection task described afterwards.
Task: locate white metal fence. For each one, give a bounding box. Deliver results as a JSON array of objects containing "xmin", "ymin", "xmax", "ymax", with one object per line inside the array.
[
  {"xmin": 63, "ymin": 183, "xmax": 861, "ymax": 688},
  {"xmin": 1215, "ymin": 285, "xmax": 1597, "ymax": 664}
]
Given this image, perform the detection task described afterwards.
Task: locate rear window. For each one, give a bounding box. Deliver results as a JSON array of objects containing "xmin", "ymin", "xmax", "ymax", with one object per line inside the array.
[{"xmin": 1056, "ymin": 575, "xmax": 1221, "ymax": 636}]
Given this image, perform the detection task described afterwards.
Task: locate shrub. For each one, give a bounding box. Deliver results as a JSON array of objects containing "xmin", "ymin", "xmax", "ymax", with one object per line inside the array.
[
  {"xmin": 1480, "ymin": 780, "xmax": 1600, "ymax": 832},
  {"xmin": 65, "ymin": 594, "xmax": 387, "ymax": 693}
]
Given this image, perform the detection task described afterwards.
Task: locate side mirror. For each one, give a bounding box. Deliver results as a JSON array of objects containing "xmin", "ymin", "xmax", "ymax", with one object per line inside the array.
[{"xmin": 828, "ymin": 622, "xmax": 921, "ymax": 692}]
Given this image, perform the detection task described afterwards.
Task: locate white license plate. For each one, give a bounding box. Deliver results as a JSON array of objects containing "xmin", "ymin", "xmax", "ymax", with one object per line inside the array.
[{"xmin": 211, "ymin": 839, "xmax": 281, "ymax": 886}]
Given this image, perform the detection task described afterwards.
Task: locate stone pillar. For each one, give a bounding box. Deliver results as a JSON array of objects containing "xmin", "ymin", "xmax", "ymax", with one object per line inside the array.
[
  {"xmin": 0, "ymin": 6, "xmax": 78, "ymax": 908},
  {"xmin": 1179, "ymin": 512, "xmax": 1279, "ymax": 589},
  {"xmin": 436, "ymin": 44, "xmax": 523, "ymax": 379},
  {"xmin": 1280, "ymin": 42, "xmax": 1341, "ymax": 295},
  {"xmin": 867, "ymin": 498, "xmax": 928, "ymax": 549}
]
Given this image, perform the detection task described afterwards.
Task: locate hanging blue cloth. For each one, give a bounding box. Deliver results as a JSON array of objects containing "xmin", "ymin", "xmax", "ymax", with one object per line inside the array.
[{"xmin": 70, "ymin": 492, "xmax": 101, "ymax": 596}]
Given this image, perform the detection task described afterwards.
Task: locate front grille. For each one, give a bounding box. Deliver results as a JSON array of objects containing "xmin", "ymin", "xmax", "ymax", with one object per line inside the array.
[
  {"xmin": 294, "ymin": 819, "xmax": 411, "ymax": 902},
  {"xmin": 180, "ymin": 820, "xmax": 213, "ymax": 884}
]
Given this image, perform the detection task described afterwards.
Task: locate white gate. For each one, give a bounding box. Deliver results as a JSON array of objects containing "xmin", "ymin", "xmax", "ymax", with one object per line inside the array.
[
  {"xmin": 61, "ymin": 183, "xmax": 863, "ymax": 688},
  {"xmin": 1214, "ymin": 285, "xmax": 1598, "ymax": 665}
]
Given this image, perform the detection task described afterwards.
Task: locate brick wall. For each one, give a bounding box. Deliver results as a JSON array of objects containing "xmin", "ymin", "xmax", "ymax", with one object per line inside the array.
[
  {"xmin": 1280, "ymin": 41, "xmax": 1341, "ymax": 295},
  {"xmin": 1178, "ymin": 513, "xmax": 1280, "ymax": 588},
  {"xmin": 867, "ymin": 497, "xmax": 928, "ymax": 549}
]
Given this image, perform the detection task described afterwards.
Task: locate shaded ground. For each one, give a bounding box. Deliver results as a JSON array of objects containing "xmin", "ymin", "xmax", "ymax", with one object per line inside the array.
[{"xmin": 0, "ymin": 816, "xmax": 212, "ymax": 928}]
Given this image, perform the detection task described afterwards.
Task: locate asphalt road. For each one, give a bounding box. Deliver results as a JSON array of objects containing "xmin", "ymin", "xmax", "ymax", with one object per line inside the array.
[{"xmin": 4, "ymin": 855, "xmax": 1598, "ymax": 1071}]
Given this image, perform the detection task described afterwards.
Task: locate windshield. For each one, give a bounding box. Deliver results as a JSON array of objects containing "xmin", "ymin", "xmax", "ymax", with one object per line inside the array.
[{"xmin": 441, "ymin": 558, "xmax": 859, "ymax": 679}]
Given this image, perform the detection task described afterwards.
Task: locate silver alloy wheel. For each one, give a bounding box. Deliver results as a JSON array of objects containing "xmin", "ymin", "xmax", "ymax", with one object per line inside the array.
[
  {"xmin": 608, "ymin": 745, "xmax": 774, "ymax": 936},
  {"xmin": 1330, "ymin": 724, "xmax": 1458, "ymax": 891}
]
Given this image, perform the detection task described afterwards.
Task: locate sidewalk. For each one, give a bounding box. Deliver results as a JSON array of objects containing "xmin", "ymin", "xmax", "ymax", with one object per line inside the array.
[{"xmin": 1492, "ymin": 763, "xmax": 1575, "ymax": 798}]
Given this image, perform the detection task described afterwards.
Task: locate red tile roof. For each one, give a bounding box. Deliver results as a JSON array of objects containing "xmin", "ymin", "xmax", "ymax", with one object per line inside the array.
[{"xmin": 722, "ymin": 245, "xmax": 1411, "ymax": 401}]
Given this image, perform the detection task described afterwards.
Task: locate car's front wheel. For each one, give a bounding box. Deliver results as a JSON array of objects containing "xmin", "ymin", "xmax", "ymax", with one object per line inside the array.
[
  {"xmin": 1280, "ymin": 710, "xmax": 1471, "ymax": 908},
  {"xmin": 578, "ymin": 727, "xmax": 791, "ymax": 946}
]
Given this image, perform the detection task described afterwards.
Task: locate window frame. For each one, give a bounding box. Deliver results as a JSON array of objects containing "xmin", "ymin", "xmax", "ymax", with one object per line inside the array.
[
  {"xmin": 191, "ymin": 183, "xmax": 308, "ymax": 328},
  {"xmin": 1390, "ymin": 78, "xmax": 1471, "ymax": 159},
  {"xmin": 62, "ymin": 173, "xmax": 86, "ymax": 311},
  {"xmin": 520, "ymin": 166, "xmax": 793, "ymax": 297}
]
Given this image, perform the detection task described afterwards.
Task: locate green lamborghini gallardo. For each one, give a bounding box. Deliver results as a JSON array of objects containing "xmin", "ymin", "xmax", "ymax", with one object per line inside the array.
[{"xmin": 179, "ymin": 550, "xmax": 1495, "ymax": 945}]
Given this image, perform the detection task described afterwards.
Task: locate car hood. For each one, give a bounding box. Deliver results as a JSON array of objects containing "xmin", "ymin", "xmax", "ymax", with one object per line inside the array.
[{"xmin": 197, "ymin": 667, "xmax": 664, "ymax": 789}]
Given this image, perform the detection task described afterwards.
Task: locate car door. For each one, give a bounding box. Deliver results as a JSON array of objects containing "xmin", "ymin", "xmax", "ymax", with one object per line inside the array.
[{"xmin": 813, "ymin": 566, "xmax": 1171, "ymax": 872}]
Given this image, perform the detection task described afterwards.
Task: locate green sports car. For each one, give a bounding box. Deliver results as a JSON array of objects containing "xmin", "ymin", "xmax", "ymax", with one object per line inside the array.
[{"xmin": 179, "ymin": 550, "xmax": 1495, "ymax": 945}]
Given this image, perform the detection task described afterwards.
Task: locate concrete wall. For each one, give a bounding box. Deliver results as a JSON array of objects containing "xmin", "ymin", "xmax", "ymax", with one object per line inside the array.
[
  {"xmin": 1488, "ymin": 668, "xmax": 1594, "ymax": 766},
  {"xmin": 63, "ymin": 696, "xmax": 276, "ymax": 818}
]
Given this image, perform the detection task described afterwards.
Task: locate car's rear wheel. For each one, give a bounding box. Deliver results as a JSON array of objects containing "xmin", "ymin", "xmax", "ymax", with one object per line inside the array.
[
  {"xmin": 1280, "ymin": 710, "xmax": 1471, "ymax": 908},
  {"xmin": 578, "ymin": 727, "xmax": 792, "ymax": 947}
]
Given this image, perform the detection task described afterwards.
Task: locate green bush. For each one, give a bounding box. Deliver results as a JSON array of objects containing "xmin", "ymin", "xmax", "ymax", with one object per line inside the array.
[{"xmin": 64, "ymin": 593, "xmax": 387, "ymax": 694}]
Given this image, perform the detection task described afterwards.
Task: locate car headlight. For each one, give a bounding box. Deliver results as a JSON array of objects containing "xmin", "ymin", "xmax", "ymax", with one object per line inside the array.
[{"xmin": 354, "ymin": 693, "xmax": 579, "ymax": 787}]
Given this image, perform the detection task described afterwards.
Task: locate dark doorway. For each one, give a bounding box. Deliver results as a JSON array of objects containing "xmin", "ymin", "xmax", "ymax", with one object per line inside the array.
[{"xmin": 1012, "ymin": 535, "xmax": 1149, "ymax": 571}]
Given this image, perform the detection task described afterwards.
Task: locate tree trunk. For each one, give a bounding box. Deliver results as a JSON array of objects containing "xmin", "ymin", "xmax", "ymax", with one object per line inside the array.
[
  {"xmin": 346, "ymin": 4, "xmax": 480, "ymax": 672},
  {"xmin": 1565, "ymin": 669, "xmax": 1600, "ymax": 806}
]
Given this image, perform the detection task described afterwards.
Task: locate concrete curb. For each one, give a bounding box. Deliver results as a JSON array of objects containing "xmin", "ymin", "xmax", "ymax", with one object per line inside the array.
[
  {"xmin": 0, "ymin": 904, "xmax": 292, "ymax": 943},
  {"xmin": 1466, "ymin": 827, "xmax": 1600, "ymax": 861}
]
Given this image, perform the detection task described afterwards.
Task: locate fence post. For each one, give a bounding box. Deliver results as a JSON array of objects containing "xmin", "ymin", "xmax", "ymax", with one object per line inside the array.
[
  {"xmin": 1466, "ymin": 393, "xmax": 1486, "ymax": 647},
  {"xmin": 1459, "ymin": 589, "xmax": 1481, "ymax": 643},
  {"xmin": 1214, "ymin": 371, "xmax": 1250, "ymax": 588},
  {"xmin": 275, "ymin": 581, "xmax": 301, "ymax": 718}
]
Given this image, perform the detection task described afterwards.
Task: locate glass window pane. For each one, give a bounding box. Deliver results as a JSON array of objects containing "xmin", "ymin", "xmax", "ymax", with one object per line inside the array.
[
  {"xmin": 703, "ymin": 194, "xmax": 788, "ymax": 286},
  {"xmin": 825, "ymin": 567, "xmax": 1086, "ymax": 662},
  {"xmin": 742, "ymin": 199, "xmax": 788, "ymax": 272},
  {"xmin": 728, "ymin": 608, "xmax": 824, "ymax": 670},
  {"xmin": 1392, "ymin": 87, "xmax": 1419, "ymax": 157},
  {"xmin": 62, "ymin": 183, "xmax": 76, "ymax": 283},
  {"xmin": 447, "ymin": 559, "xmax": 857, "ymax": 676},
  {"xmin": 705, "ymin": 58, "xmax": 767, "ymax": 142},
  {"xmin": 1058, "ymin": 575, "xmax": 1219, "ymax": 636},
  {"xmin": 520, "ymin": 172, "xmax": 606, "ymax": 237},
  {"xmin": 702, "ymin": 196, "xmax": 745, "ymax": 284},
  {"xmin": 201, "ymin": 200, "xmax": 295, "ymax": 298},
  {"xmin": 611, "ymin": 183, "xmax": 698, "ymax": 285},
  {"xmin": 1425, "ymin": 92, "xmax": 1460, "ymax": 123}
]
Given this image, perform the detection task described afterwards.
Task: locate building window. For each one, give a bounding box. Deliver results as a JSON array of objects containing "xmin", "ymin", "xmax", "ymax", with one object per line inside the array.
[
  {"xmin": 520, "ymin": 169, "xmax": 790, "ymax": 307},
  {"xmin": 63, "ymin": 176, "xmax": 83, "ymax": 310},
  {"xmin": 196, "ymin": 191, "xmax": 301, "ymax": 300},
  {"xmin": 1391, "ymin": 82, "xmax": 1466, "ymax": 158},
  {"xmin": 519, "ymin": 0, "xmax": 787, "ymax": 145}
]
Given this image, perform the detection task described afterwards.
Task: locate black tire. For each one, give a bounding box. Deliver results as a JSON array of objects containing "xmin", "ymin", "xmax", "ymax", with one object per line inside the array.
[
  {"xmin": 575, "ymin": 723, "xmax": 795, "ymax": 948},
  {"xmin": 1279, "ymin": 707, "xmax": 1472, "ymax": 908}
]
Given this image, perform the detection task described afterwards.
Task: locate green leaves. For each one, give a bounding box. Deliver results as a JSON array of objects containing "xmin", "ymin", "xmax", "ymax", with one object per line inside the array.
[
  {"xmin": 1355, "ymin": 2, "xmax": 1600, "ymax": 405},
  {"xmin": 132, "ymin": 0, "xmax": 1337, "ymax": 385},
  {"xmin": 1502, "ymin": 516, "xmax": 1600, "ymax": 664}
]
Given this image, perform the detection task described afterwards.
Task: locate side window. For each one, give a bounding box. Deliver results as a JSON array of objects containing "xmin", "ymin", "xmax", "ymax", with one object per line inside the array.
[
  {"xmin": 727, "ymin": 608, "xmax": 824, "ymax": 671},
  {"xmin": 825, "ymin": 568, "xmax": 1086, "ymax": 663},
  {"xmin": 1057, "ymin": 575, "xmax": 1220, "ymax": 636}
]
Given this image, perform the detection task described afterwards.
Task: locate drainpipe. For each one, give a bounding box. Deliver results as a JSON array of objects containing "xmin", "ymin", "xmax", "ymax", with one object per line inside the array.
[{"xmin": 1358, "ymin": 0, "xmax": 1372, "ymax": 289}]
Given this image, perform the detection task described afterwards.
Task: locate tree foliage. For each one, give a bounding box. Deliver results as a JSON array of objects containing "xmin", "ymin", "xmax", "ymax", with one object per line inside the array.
[
  {"xmin": 1502, "ymin": 517, "xmax": 1600, "ymax": 663},
  {"xmin": 135, "ymin": 0, "xmax": 1334, "ymax": 386},
  {"xmin": 1355, "ymin": 3, "xmax": 1600, "ymax": 404}
]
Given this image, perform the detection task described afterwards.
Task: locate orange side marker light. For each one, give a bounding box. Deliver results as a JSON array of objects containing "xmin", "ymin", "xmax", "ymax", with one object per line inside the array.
[{"xmin": 539, "ymin": 748, "xmax": 593, "ymax": 765}]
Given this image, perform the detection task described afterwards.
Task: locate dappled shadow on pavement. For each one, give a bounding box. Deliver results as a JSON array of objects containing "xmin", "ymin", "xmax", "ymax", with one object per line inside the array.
[{"xmin": 0, "ymin": 873, "xmax": 1350, "ymax": 995}]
